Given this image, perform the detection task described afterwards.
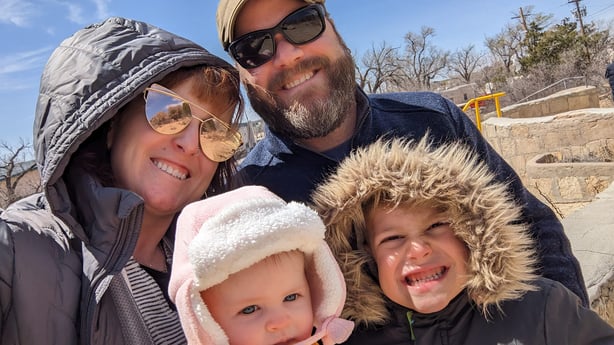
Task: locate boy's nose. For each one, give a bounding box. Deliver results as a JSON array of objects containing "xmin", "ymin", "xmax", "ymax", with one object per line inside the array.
[{"xmin": 406, "ymin": 239, "xmax": 432, "ymax": 260}]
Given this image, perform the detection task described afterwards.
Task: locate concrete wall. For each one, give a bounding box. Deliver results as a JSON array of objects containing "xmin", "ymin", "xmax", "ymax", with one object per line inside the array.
[
  {"xmin": 481, "ymin": 108, "xmax": 614, "ymax": 216},
  {"xmin": 526, "ymin": 152, "xmax": 614, "ymax": 217},
  {"xmin": 438, "ymin": 83, "xmax": 480, "ymax": 106},
  {"xmin": 499, "ymin": 85, "xmax": 599, "ymax": 119}
]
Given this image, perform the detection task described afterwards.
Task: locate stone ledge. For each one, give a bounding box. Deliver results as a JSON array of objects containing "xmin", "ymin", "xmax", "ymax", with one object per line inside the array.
[
  {"xmin": 526, "ymin": 152, "xmax": 614, "ymax": 204},
  {"xmin": 563, "ymin": 182, "xmax": 614, "ymax": 325}
]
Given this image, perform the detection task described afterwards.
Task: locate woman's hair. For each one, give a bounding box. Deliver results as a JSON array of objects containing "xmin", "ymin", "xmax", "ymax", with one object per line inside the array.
[{"xmin": 70, "ymin": 63, "xmax": 244, "ymax": 196}]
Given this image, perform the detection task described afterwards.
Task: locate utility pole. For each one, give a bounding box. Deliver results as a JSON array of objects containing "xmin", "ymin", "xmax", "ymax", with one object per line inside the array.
[
  {"xmin": 512, "ymin": 7, "xmax": 531, "ymax": 32},
  {"xmin": 568, "ymin": 0, "xmax": 590, "ymax": 61},
  {"xmin": 569, "ymin": 0, "xmax": 587, "ymax": 36}
]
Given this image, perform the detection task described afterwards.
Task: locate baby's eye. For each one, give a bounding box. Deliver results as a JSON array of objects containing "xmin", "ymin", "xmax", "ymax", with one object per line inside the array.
[
  {"xmin": 284, "ymin": 293, "xmax": 298, "ymax": 302},
  {"xmin": 241, "ymin": 305, "xmax": 259, "ymax": 314}
]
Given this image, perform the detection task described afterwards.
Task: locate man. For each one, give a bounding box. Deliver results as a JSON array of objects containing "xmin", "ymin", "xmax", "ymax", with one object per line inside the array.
[
  {"xmin": 216, "ymin": 0, "xmax": 589, "ymax": 306},
  {"xmin": 606, "ymin": 62, "xmax": 614, "ymax": 101}
]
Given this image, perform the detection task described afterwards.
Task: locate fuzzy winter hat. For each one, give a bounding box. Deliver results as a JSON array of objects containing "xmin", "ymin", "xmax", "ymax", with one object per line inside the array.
[{"xmin": 169, "ymin": 185, "xmax": 353, "ymax": 345}]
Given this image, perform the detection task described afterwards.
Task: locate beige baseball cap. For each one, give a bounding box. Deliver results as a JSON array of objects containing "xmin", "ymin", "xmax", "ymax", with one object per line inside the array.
[{"xmin": 217, "ymin": 0, "xmax": 325, "ymax": 50}]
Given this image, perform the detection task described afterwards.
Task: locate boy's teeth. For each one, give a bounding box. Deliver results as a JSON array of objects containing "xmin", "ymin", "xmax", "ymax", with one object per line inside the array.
[
  {"xmin": 406, "ymin": 267, "xmax": 446, "ymax": 286},
  {"xmin": 154, "ymin": 160, "xmax": 187, "ymax": 180}
]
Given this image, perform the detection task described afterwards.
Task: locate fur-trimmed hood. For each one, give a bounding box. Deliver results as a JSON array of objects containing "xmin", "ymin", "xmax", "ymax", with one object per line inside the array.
[{"xmin": 311, "ymin": 136, "xmax": 537, "ymax": 327}]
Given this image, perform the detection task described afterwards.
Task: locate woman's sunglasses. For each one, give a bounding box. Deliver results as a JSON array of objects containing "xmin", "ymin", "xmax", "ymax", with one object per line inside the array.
[
  {"xmin": 228, "ymin": 4, "xmax": 326, "ymax": 69},
  {"xmin": 143, "ymin": 84, "xmax": 243, "ymax": 162}
]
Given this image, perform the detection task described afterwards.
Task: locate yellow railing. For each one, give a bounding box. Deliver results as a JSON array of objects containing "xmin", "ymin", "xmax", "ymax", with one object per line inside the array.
[{"xmin": 461, "ymin": 92, "xmax": 506, "ymax": 131}]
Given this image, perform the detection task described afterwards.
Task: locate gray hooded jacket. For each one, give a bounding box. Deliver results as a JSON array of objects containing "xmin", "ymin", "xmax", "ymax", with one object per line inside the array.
[
  {"xmin": 0, "ymin": 17, "xmax": 232, "ymax": 345},
  {"xmin": 312, "ymin": 138, "xmax": 614, "ymax": 344}
]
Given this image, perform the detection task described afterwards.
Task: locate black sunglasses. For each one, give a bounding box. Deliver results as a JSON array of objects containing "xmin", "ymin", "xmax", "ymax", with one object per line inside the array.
[{"xmin": 228, "ymin": 4, "xmax": 326, "ymax": 69}]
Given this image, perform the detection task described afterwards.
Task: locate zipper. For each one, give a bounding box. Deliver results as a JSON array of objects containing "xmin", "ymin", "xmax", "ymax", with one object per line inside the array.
[
  {"xmin": 81, "ymin": 203, "xmax": 143, "ymax": 343},
  {"xmin": 406, "ymin": 311, "xmax": 416, "ymax": 342}
]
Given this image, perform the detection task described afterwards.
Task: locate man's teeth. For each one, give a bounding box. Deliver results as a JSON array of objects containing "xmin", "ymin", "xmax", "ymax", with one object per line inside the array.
[
  {"xmin": 406, "ymin": 268, "xmax": 446, "ymax": 286},
  {"xmin": 284, "ymin": 72, "xmax": 314, "ymax": 89},
  {"xmin": 154, "ymin": 160, "xmax": 187, "ymax": 180}
]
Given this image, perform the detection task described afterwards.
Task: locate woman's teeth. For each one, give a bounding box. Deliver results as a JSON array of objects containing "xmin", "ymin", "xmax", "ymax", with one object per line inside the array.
[{"xmin": 154, "ymin": 160, "xmax": 187, "ymax": 180}]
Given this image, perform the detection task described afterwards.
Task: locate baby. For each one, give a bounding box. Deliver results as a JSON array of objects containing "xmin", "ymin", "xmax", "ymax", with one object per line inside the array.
[
  {"xmin": 169, "ymin": 185, "xmax": 353, "ymax": 345},
  {"xmin": 312, "ymin": 137, "xmax": 614, "ymax": 344}
]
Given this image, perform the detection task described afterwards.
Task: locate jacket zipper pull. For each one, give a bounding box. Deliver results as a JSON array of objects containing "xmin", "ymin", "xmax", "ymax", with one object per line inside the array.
[{"xmin": 406, "ymin": 311, "xmax": 416, "ymax": 342}]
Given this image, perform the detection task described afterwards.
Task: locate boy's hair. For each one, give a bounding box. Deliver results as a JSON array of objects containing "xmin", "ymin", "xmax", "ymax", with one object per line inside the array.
[
  {"xmin": 169, "ymin": 185, "xmax": 353, "ymax": 345},
  {"xmin": 311, "ymin": 136, "xmax": 538, "ymax": 326}
]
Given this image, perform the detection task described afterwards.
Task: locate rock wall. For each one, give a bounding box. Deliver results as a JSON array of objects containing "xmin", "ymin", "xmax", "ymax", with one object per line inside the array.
[
  {"xmin": 500, "ymin": 85, "xmax": 599, "ymax": 119},
  {"xmin": 481, "ymin": 109, "xmax": 614, "ymax": 217}
]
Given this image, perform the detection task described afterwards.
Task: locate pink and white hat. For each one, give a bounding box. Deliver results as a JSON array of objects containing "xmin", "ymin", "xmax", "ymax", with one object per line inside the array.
[{"xmin": 169, "ymin": 185, "xmax": 353, "ymax": 345}]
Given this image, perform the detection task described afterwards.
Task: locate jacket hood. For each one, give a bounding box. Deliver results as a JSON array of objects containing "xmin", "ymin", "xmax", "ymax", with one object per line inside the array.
[
  {"xmin": 33, "ymin": 17, "xmax": 233, "ymax": 210},
  {"xmin": 169, "ymin": 185, "xmax": 353, "ymax": 345},
  {"xmin": 311, "ymin": 136, "xmax": 538, "ymax": 326}
]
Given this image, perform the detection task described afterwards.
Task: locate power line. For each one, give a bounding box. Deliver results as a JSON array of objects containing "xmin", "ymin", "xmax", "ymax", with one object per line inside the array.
[{"xmin": 588, "ymin": 3, "xmax": 614, "ymax": 19}]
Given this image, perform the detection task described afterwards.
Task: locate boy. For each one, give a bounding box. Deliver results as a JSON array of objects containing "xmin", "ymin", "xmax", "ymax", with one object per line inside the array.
[
  {"xmin": 312, "ymin": 137, "xmax": 614, "ymax": 344},
  {"xmin": 169, "ymin": 185, "xmax": 353, "ymax": 345}
]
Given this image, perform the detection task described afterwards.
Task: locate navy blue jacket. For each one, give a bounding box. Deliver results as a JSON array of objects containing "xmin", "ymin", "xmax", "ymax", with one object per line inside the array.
[
  {"xmin": 237, "ymin": 87, "xmax": 589, "ymax": 306},
  {"xmin": 343, "ymin": 278, "xmax": 613, "ymax": 345}
]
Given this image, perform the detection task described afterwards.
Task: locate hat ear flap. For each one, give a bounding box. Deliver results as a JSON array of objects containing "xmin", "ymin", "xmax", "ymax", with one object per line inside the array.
[
  {"xmin": 306, "ymin": 243, "xmax": 347, "ymax": 325},
  {"xmin": 176, "ymin": 279, "xmax": 229, "ymax": 345}
]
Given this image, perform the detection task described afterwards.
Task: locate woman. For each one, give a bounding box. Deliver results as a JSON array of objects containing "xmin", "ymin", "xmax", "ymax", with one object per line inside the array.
[{"xmin": 0, "ymin": 17, "xmax": 243, "ymax": 344}]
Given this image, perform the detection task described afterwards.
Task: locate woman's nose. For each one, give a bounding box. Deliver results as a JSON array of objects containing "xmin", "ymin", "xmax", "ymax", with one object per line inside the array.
[{"xmin": 172, "ymin": 119, "xmax": 201, "ymax": 156}]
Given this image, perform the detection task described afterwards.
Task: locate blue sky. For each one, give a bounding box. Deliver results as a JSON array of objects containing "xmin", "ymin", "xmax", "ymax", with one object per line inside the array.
[{"xmin": 1, "ymin": 0, "xmax": 613, "ymax": 148}]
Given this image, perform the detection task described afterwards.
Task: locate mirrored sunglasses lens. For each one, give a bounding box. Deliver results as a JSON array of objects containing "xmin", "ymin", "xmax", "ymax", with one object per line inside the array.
[
  {"xmin": 232, "ymin": 32, "xmax": 275, "ymax": 68},
  {"xmin": 145, "ymin": 91, "xmax": 191, "ymax": 134},
  {"xmin": 283, "ymin": 7, "xmax": 324, "ymax": 44},
  {"xmin": 199, "ymin": 118, "xmax": 243, "ymax": 162}
]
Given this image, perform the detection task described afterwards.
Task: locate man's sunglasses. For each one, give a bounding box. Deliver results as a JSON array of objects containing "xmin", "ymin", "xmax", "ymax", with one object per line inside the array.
[
  {"xmin": 228, "ymin": 4, "xmax": 326, "ymax": 69},
  {"xmin": 143, "ymin": 84, "xmax": 243, "ymax": 162}
]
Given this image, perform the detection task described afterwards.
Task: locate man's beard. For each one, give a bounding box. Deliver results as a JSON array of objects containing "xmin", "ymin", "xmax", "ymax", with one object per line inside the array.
[{"xmin": 245, "ymin": 50, "xmax": 356, "ymax": 140}]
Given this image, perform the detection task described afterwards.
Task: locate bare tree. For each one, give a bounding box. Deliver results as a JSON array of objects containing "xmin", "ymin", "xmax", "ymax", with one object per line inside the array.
[
  {"xmin": 356, "ymin": 42, "xmax": 408, "ymax": 93},
  {"xmin": 448, "ymin": 45, "xmax": 485, "ymax": 83},
  {"xmin": 0, "ymin": 139, "xmax": 40, "ymax": 208},
  {"xmin": 485, "ymin": 24, "xmax": 524, "ymax": 75},
  {"xmin": 402, "ymin": 26, "xmax": 449, "ymax": 89}
]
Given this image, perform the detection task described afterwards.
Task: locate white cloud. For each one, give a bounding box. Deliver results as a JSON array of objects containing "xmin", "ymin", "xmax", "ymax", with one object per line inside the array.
[
  {"xmin": 0, "ymin": 48, "xmax": 53, "ymax": 93},
  {"xmin": 65, "ymin": 2, "xmax": 85, "ymax": 24},
  {"xmin": 0, "ymin": 77, "xmax": 35, "ymax": 91},
  {"xmin": 92, "ymin": 0, "xmax": 110, "ymax": 19},
  {"xmin": 0, "ymin": 47, "xmax": 53, "ymax": 75},
  {"xmin": 0, "ymin": 0, "xmax": 37, "ymax": 27},
  {"xmin": 55, "ymin": 0, "xmax": 111, "ymax": 25}
]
